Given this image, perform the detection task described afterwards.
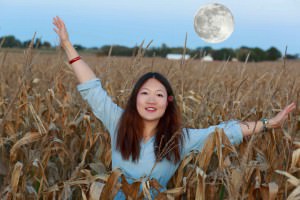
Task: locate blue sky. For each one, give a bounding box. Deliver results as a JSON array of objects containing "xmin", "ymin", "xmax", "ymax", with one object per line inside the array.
[{"xmin": 1, "ymin": 0, "xmax": 299, "ymax": 54}]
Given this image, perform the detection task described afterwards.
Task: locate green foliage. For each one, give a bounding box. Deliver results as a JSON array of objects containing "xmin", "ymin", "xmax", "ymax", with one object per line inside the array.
[
  {"xmin": 22, "ymin": 40, "xmax": 32, "ymax": 48},
  {"xmin": 236, "ymin": 47, "xmax": 251, "ymax": 62},
  {"xmin": 0, "ymin": 35, "xmax": 291, "ymax": 61},
  {"xmin": 211, "ymin": 48, "xmax": 235, "ymax": 61},
  {"xmin": 0, "ymin": 35, "xmax": 22, "ymax": 48},
  {"xmin": 159, "ymin": 43, "xmax": 170, "ymax": 57},
  {"xmin": 285, "ymin": 54, "xmax": 299, "ymax": 59},
  {"xmin": 266, "ymin": 47, "xmax": 282, "ymax": 61},
  {"xmin": 99, "ymin": 45, "xmax": 133, "ymax": 56},
  {"xmin": 0, "ymin": 35, "xmax": 53, "ymax": 49},
  {"xmin": 74, "ymin": 44, "xmax": 86, "ymax": 51},
  {"xmin": 42, "ymin": 41, "xmax": 51, "ymax": 48},
  {"xmin": 251, "ymin": 47, "xmax": 267, "ymax": 61}
]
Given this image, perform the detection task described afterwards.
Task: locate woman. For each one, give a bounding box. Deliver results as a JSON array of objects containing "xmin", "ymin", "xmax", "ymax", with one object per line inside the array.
[{"xmin": 53, "ymin": 16, "xmax": 296, "ymax": 199}]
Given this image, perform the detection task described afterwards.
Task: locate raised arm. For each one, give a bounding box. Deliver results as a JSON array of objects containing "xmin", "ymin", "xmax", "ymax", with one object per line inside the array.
[
  {"xmin": 53, "ymin": 16, "xmax": 96, "ymax": 83},
  {"xmin": 53, "ymin": 16, "xmax": 123, "ymax": 138},
  {"xmin": 240, "ymin": 102, "xmax": 296, "ymax": 137},
  {"xmin": 182, "ymin": 102, "xmax": 296, "ymax": 156}
]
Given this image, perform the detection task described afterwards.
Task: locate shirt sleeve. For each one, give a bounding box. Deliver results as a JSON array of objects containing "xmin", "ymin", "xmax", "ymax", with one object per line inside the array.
[
  {"xmin": 77, "ymin": 78, "xmax": 123, "ymax": 138},
  {"xmin": 182, "ymin": 120, "xmax": 243, "ymax": 156}
]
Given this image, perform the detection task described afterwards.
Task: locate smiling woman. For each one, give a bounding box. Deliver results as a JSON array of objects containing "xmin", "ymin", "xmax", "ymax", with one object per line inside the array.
[
  {"xmin": 52, "ymin": 16, "xmax": 296, "ymax": 199},
  {"xmin": 116, "ymin": 73, "xmax": 182, "ymax": 164}
]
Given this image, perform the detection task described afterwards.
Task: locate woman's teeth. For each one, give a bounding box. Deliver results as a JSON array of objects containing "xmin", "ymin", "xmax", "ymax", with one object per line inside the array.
[{"xmin": 146, "ymin": 107, "xmax": 156, "ymax": 111}]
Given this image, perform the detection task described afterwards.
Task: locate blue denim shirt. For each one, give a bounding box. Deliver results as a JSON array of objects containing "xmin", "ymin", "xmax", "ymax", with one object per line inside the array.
[{"xmin": 77, "ymin": 78, "xmax": 243, "ymax": 199}]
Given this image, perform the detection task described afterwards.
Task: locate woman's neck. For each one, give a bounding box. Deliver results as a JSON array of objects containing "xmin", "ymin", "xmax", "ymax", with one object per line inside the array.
[{"xmin": 143, "ymin": 121, "xmax": 158, "ymax": 143}]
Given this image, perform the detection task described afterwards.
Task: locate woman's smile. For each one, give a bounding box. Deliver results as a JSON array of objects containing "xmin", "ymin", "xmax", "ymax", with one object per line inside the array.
[{"xmin": 145, "ymin": 107, "xmax": 157, "ymax": 112}]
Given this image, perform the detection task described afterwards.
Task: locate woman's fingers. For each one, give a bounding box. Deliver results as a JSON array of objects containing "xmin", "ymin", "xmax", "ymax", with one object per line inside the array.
[
  {"xmin": 286, "ymin": 102, "xmax": 296, "ymax": 113},
  {"xmin": 52, "ymin": 16, "xmax": 70, "ymax": 46},
  {"xmin": 53, "ymin": 28, "xmax": 59, "ymax": 34},
  {"xmin": 53, "ymin": 16, "xmax": 66, "ymax": 35},
  {"xmin": 268, "ymin": 102, "xmax": 296, "ymax": 129},
  {"xmin": 282, "ymin": 102, "xmax": 296, "ymax": 115},
  {"xmin": 281, "ymin": 102, "xmax": 296, "ymax": 118},
  {"xmin": 53, "ymin": 16, "xmax": 64, "ymax": 30},
  {"xmin": 53, "ymin": 19, "xmax": 60, "ymax": 30}
]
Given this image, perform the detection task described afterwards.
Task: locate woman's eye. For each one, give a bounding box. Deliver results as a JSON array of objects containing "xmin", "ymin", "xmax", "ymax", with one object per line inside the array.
[
  {"xmin": 141, "ymin": 91, "xmax": 148, "ymax": 95},
  {"xmin": 157, "ymin": 94, "xmax": 164, "ymax": 97}
]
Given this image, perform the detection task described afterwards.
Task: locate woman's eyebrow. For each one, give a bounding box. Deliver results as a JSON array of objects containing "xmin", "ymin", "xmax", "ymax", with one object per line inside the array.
[
  {"xmin": 139, "ymin": 87, "xmax": 150, "ymax": 91},
  {"xmin": 140, "ymin": 87, "xmax": 166, "ymax": 93}
]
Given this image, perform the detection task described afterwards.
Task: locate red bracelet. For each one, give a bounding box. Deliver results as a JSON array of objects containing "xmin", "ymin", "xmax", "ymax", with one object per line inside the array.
[{"xmin": 69, "ymin": 56, "xmax": 81, "ymax": 64}]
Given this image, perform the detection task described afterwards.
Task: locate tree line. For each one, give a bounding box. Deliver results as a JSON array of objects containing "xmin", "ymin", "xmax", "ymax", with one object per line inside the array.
[{"xmin": 1, "ymin": 35, "xmax": 299, "ymax": 61}]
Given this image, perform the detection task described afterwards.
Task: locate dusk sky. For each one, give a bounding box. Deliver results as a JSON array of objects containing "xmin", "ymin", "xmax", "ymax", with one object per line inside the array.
[{"xmin": 1, "ymin": 0, "xmax": 299, "ymax": 55}]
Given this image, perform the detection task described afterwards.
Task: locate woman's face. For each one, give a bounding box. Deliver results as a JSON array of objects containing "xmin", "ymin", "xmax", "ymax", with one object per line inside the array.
[{"xmin": 136, "ymin": 78, "xmax": 168, "ymax": 124}]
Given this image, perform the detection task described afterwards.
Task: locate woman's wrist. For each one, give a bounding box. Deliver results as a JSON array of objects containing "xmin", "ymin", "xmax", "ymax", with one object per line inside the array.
[
  {"xmin": 260, "ymin": 118, "xmax": 269, "ymax": 132},
  {"xmin": 61, "ymin": 41, "xmax": 79, "ymax": 60},
  {"xmin": 260, "ymin": 118, "xmax": 277, "ymax": 132}
]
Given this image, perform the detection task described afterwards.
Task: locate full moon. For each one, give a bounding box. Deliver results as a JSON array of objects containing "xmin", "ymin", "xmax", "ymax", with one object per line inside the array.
[{"xmin": 194, "ymin": 3, "xmax": 234, "ymax": 43}]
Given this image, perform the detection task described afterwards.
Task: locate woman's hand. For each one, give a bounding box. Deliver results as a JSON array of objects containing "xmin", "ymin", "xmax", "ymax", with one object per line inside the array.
[
  {"xmin": 53, "ymin": 16, "xmax": 70, "ymax": 46},
  {"xmin": 267, "ymin": 102, "xmax": 296, "ymax": 129}
]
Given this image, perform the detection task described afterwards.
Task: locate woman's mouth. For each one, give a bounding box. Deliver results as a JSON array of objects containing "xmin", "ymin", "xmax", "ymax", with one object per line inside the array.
[{"xmin": 145, "ymin": 107, "xmax": 157, "ymax": 112}]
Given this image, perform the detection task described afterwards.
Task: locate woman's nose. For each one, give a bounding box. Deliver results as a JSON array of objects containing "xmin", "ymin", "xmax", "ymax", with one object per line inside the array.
[{"xmin": 146, "ymin": 95, "xmax": 156, "ymax": 103}]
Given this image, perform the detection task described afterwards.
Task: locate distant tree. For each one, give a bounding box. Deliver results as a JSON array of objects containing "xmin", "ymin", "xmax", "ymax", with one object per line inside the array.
[
  {"xmin": 34, "ymin": 38, "xmax": 43, "ymax": 48},
  {"xmin": 251, "ymin": 47, "xmax": 267, "ymax": 62},
  {"xmin": 212, "ymin": 48, "xmax": 235, "ymax": 60},
  {"xmin": 74, "ymin": 44, "xmax": 86, "ymax": 51},
  {"xmin": 167, "ymin": 46, "xmax": 191, "ymax": 56},
  {"xmin": 145, "ymin": 47, "xmax": 160, "ymax": 57},
  {"xmin": 236, "ymin": 47, "xmax": 251, "ymax": 62},
  {"xmin": 285, "ymin": 54, "xmax": 299, "ymax": 60},
  {"xmin": 170, "ymin": 47, "xmax": 184, "ymax": 54},
  {"xmin": 0, "ymin": 35, "xmax": 22, "ymax": 48},
  {"xmin": 189, "ymin": 49, "xmax": 200, "ymax": 59},
  {"xmin": 22, "ymin": 40, "xmax": 32, "ymax": 48},
  {"xmin": 0, "ymin": 34, "xmax": 287, "ymax": 62},
  {"xmin": 159, "ymin": 43, "xmax": 170, "ymax": 57},
  {"xmin": 202, "ymin": 46, "xmax": 213, "ymax": 53},
  {"xmin": 99, "ymin": 45, "xmax": 112, "ymax": 56},
  {"xmin": 89, "ymin": 47, "xmax": 99, "ymax": 50},
  {"xmin": 266, "ymin": 47, "xmax": 282, "ymax": 61},
  {"xmin": 22, "ymin": 39, "xmax": 51, "ymax": 49},
  {"xmin": 194, "ymin": 46, "xmax": 213, "ymax": 57},
  {"xmin": 112, "ymin": 45, "xmax": 133, "ymax": 56},
  {"xmin": 189, "ymin": 46, "xmax": 209, "ymax": 59},
  {"xmin": 41, "ymin": 41, "xmax": 52, "ymax": 48},
  {"xmin": 99, "ymin": 45, "xmax": 133, "ymax": 56}
]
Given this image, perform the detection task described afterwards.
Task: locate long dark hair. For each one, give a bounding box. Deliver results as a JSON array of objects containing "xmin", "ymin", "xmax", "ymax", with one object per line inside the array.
[{"xmin": 116, "ymin": 72, "xmax": 184, "ymax": 163}]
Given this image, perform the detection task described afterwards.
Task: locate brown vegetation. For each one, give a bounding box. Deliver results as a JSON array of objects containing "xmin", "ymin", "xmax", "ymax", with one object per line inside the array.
[{"xmin": 0, "ymin": 45, "xmax": 299, "ymax": 199}]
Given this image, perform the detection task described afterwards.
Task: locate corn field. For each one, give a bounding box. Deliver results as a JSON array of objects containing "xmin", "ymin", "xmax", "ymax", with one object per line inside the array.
[{"xmin": 0, "ymin": 43, "xmax": 300, "ymax": 199}]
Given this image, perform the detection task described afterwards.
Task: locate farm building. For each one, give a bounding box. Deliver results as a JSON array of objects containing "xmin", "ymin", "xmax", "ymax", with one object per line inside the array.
[
  {"xmin": 166, "ymin": 53, "xmax": 191, "ymax": 60},
  {"xmin": 201, "ymin": 54, "xmax": 214, "ymax": 62}
]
